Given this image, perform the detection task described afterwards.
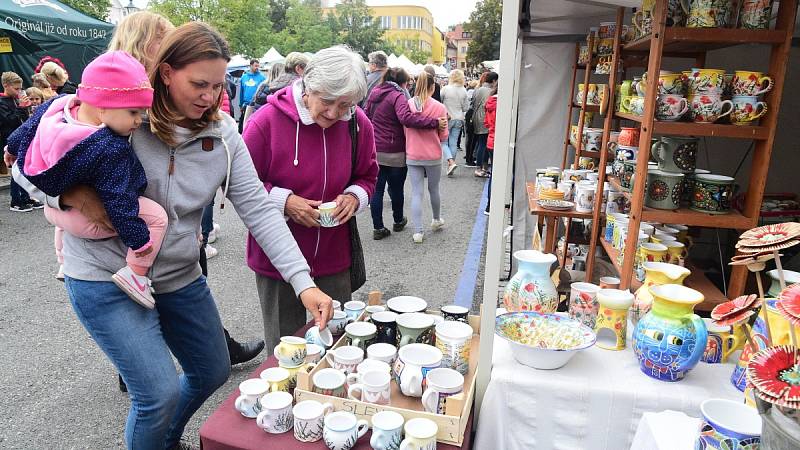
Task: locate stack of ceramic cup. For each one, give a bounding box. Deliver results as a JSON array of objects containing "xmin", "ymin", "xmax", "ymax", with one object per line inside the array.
[
  {"xmin": 730, "ymin": 70, "xmax": 771, "ymax": 125},
  {"xmin": 654, "ymin": 71, "xmax": 689, "ymax": 122},
  {"xmin": 686, "ymin": 68, "xmax": 733, "ymax": 123}
]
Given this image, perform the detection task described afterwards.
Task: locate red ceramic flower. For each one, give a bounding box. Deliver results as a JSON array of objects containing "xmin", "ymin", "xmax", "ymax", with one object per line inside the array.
[
  {"xmin": 711, "ymin": 294, "xmax": 762, "ymax": 327},
  {"xmin": 746, "ymin": 345, "xmax": 800, "ymax": 409},
  {"xmin": 738, "ymin": 223, "xmax": 800, "ymax": 248},
  {"xmin": 777, "ymin": 283, "xmax": 800, "ymax": 327}
]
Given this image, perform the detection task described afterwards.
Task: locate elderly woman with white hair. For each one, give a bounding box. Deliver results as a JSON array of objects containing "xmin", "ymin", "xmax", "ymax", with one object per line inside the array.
[{"xmin": 243, "ymin": 46, "xmax": 378, "ymax": 352}]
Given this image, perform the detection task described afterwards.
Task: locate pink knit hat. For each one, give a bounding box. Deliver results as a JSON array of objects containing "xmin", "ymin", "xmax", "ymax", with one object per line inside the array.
[{"xmin": 78, "ymin": 51, "xmax": 153, "ymax": 109}]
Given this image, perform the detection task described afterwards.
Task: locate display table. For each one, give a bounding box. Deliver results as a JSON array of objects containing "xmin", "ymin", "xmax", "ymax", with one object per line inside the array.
[
  {"xmin": 630, "ymin": 410, "xmax": 702, "ymax": 450},
  {"xmin": 474, "ymin": 333, "xmax": 742, "ymax": 450},
  {"xmin": 199, "ymin": 322, "xmax": 474, "ymax": 450}
]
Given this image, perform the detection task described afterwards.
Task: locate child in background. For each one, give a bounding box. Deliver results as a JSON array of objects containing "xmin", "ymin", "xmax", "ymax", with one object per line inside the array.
[
  {"xmin": 4, "ymin": 51, "xmax": 167, "ymax": 308},
  {"xmin": 483, "ymin": 86, "xmax": 498, "ymax": 215},
  {"xmin": 25, "ymin": 87, "xmax": 44, "ymax": 112},
  {"xmin": 0, "ymin": 71, "xmax": 38, "ymax": 211}
]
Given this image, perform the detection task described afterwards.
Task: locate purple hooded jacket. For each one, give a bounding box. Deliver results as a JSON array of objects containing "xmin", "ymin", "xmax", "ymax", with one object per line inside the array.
[
  {"xmin": 364, "ymin": 82, "xmax": 438, "ymax": 154},
  {"xmin": 243, "ymin": 82, "xmax": 378, "ymax": 279}
]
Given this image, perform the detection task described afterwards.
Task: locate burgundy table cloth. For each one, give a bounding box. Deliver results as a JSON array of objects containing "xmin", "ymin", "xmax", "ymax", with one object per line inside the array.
[{"xmin": 199, "ymin": 322, "xmax": 473, "ymax": 450}]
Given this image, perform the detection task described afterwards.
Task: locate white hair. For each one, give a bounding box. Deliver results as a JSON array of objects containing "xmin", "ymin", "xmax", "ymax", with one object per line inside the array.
[{"xmin": 303, "ymin": 46, "xmax": 367, "ymax": 103}]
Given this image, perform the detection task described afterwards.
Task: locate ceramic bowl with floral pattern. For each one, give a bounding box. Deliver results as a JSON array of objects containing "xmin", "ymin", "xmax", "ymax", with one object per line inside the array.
[{"xmin": 495, "ymin": 312, "xmax": 596, "ymax": 369}]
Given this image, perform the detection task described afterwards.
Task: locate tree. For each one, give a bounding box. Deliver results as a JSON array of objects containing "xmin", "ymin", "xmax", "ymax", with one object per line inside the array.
[
  {"xmin": 329, "ymin": 0, "xmax": 387, "ymax": 59},
  {"xmin": 269, "ymin": 0, "xmax": 292, "ymax": 32},
  {"xmin": 270, "ymin": 0, "xmax": 337, "ymax": 54},
  {"xmin": 150, "ymin": 0, "xmax": 273, "ymax": 58},
  {"xmin": 60, "ymin": 0, "xmax": 109, "ymax": 20},
  {"xmin": 465, "ymin": 0, "xmax": 502, "ymax": 67}
]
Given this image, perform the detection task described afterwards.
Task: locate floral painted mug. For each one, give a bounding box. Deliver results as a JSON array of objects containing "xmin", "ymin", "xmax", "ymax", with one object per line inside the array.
[
  {"xmin": 655, "ymin": 94, "xmax": 688, "ymax": 121},
  {"xmin": 732, "ymin": 70, "xmax": 773, "ymax": 96},
  {"xmin": 689, "ymin": 94, "xmax": 733, "ymax": 123},
  {"xmin": 731, "ymin": 96, "xmax": 768, "ymax": 125}
]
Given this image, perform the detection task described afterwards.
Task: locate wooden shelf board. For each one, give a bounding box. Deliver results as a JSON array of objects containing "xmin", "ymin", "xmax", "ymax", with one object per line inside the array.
[
  {"xmin": 578, "ymin": 150, "xmax": 611, "ymax": 158},
  {"xmin": 623, "ymin": 27, "xmax": 786, "ymax": 53},
  {"xmin": 572, "ymin": 103, "xmax": 601, "ymax": 112},
  {"xmin": 613, "ymin": 113, "xmax": 769, "ymax": 139},
  {"xmin": 526, "ymin": 182, "xmax": 593, "ymax": 219}
]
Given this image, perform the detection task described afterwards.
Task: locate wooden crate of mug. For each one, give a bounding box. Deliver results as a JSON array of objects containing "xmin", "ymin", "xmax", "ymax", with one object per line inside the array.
[{"xmin": 295, "ymin": 313, "xmax": 480, "ymax": 446}]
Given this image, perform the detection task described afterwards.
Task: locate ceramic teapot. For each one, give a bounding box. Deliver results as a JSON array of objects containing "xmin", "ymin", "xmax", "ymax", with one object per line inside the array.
[{"xmin": 632, "ymin": 262, "xmax": 691, "ymax": 325}]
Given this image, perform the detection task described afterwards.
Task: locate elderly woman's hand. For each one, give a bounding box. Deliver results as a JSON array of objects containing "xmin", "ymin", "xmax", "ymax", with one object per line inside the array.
[
  {"xmin": 285, "ymin": 194, "xmax": 321, "ymax": 228},
  {"xmin": 299, "ymin": 287, "xmax": 333, "ymax": 328},
  {"xmin": 62, "ymin": 185, "xmax": 114, "ymax": 232},
  {"xmin": 333, "ymin": 193, "xmax": 359, "ymax": 224}
]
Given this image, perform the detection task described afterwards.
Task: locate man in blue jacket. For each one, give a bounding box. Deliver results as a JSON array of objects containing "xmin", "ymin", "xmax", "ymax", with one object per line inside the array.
[{"xmin": 238, "ymin": 59, "xmax": 265, "ymax": 133}]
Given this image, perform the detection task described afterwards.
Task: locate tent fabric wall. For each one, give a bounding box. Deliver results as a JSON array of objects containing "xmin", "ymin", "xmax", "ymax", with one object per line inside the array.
[
  {"xmin": 0, "ymin": 0, "xmax": 113, "ymax": 84},
  {"xmin": 511, "ymin": 42, "xmax": 575, "ymax": 261}
]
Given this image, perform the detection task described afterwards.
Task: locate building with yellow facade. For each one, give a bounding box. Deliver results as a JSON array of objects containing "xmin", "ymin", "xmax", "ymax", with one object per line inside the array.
[{"xmin": 320, "ymin": 2, "xmax": 446, "ymax": 64}]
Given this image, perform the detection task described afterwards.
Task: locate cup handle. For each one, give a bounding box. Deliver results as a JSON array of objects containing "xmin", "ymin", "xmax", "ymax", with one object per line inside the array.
[
  {"xmin": 351, "ymin": 337, "xmax": 362, "ymax": 349},
  {"xmin": 651, "ymin": 141, "xmax": 663, "ymax": 164},
  {"xmin": 347, "ymin": 383, "xmax": 364, "ymax": 401},
  {"xmin": 346, "ymin": 372, "xmax": 361, "ymax": 386},
  {"xmin": 325, "ymin": 352, "xmax": 336, "ymax": 367},
  {"xmin": 724, "ymin": 334, "xmax": 742, "ymax": 362},
  {"xmin": 401, "ymin": 371, "xmax": 423, "ymax": 397},
  {"xmin": 755, "ymin": 76, "xmax": 773, "ymax": 96},
  {"xmin": 256, "ymin": 410, "xmax": 272, "ymax": 430},
  {"xmin": 687, "ymin": 314, "xmax": 709, "ymax": 367},
  {"xmin": 679, "ymin": 0, "xmax": 690, "ymax": 15},
  {"xmin": 234, "ymin": 394, "xmax": 247, "ymax": 414},
  {"xmin": 718, "ymin": 100, "xmax": 734, "ymax": 119},
  {"xmin": 422, "ymin": 388, "xmax": 440, "ymax": 413},
  {"xmin": 321, "ymin": 402, "xmax": 334, "ymax": 416},
  {"xmin": 678, "ymin": 98, "xmax": 689, "ymax": 116},
  {"xmin": 400, "ymin": 438, "xmax": 416, "ymax": 450},
  {"xmin": 399, "ymin": 334, "xmax": 414, "ymax": 347},
  {"xmin": 752, "ymin": 102, "xmax": 768, "ymax": 120},
  {"xmin": 273, "ymin": 344, "xmax": 281, "ymax": 360},
  {"xmin": 356, "ymin": 419, "xmax": 369, "ymax": 439}
]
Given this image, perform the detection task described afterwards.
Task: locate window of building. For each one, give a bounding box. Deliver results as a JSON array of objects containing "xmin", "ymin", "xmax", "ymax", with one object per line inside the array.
[
  {"xmin": 380, "ymin": 16, "xmax": 391, "ymax": 29},
  {"xmin": 462, "ymin": 31, "xmax": 472, "ymax": 38},
  {"xmin": 460, "ymin": 61, "xmax": 466, "ymax": 68},
  {"xmin": 461, "ymin": 46, "xmax": 467, "ymax": 53}
]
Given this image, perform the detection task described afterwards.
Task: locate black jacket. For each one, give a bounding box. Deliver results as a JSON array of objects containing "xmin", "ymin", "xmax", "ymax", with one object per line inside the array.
[
  {"xmin": 56, "ymin": 80, "xmax": 78, "ymax": 95},
  {"xmin": 0, "ymin": 95, "xmax": 29, "ymax": 148}
]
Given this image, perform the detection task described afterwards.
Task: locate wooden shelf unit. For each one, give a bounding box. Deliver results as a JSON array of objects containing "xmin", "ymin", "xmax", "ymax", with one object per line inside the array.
[
  {"xmin": 623, "ymin": 27, "xmax": 787, "ymax": 53},
  {"xmin": 614, "ymin": 112, "xmax": 770, "ymax": 139},
  {"xmin": 526, "ymin": 182, "xmax": 592, "ymax": 220}
]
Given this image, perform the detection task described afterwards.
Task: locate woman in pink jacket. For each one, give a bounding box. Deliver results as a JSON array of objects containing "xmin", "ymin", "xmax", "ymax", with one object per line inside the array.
[{"xmin": 404, "ymin": 71, "xmax": 448, "ymax": 243}]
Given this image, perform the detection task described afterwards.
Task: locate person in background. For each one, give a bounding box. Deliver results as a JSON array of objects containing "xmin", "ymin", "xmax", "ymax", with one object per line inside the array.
[
  {"xmin": 361, "ymin": 50, "xmax": 388, "ymax": 108},
  {"xmin": 243, "ymin": 61, "xmax": 286, "ymax": 123},
  {"xmin": 40, "ymin": 62, "xmax": 77, "ymax": 95},
  {"xmin": 423, "ymin": 65, "xmax": 442, "ymax": 102},
  {"xmin": 472, "ymin": 72, "xmax": 498, "ymax": 178},
  {"xmin": 1, "ymin": 71, "xmax": 39, "ymax": 212},
  {"xmin": 483, "ymin": 85, "xmax": 498, "ymax": 215},
  {"xmin": 404, "ymin": 71, "xmax": 448, "ymax": 244},
  {"xmin": 245, "ymin": 52, "xmax": 309, "ymax": 123},
  {"xmin": 24, "ymin": 87, "xmax": 44, "ymax": 112},
  {"xmin": 364, "ymin": 67, "xmax": 445, "ymax": 240},
  {"xmin": 243, "ymin": 46, "xmax": 378, "ymax": 353},
  {"xmin": 31, "ymin": 74, "xmax": 56, "ymax": 100},
  {"xmin": 440, "ymin": 69, "xmax": 469, "ymax": 177},
  {"xmin": 238, "ymin": 58, "xmax": 265, "ymax": 132},
  {"xmin": 463, "ymin": 79, "xmax": 479, "ymax": 167}
]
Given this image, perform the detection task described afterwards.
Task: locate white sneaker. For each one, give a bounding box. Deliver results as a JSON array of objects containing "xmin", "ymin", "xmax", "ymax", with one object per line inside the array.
[
  {"xmin": 431, "ymin": 218, "xmax": 445, "ymax": 231},
  {"xmin": 412, "ymin": 233, "xmax": 424, "ymax": 243},
  {"xmin": 208, "ymin": 223, "xmax": 221, "ymax": 243},
  {"xmin": 55, "ymin": 265, "xmax": 64, "ymax": 282},
  {"xmin": 205, "ymin": 244, "xmax": 219, "ymax": 259},
  {"xmin": 111, "ymin": 266, "xmax": 155, "ymax": 309}
]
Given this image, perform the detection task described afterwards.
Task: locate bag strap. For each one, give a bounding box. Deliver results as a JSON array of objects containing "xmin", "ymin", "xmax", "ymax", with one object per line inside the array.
[{"xmin": 348, "ymin": 114, "xmax": 358, "ymax": 184}]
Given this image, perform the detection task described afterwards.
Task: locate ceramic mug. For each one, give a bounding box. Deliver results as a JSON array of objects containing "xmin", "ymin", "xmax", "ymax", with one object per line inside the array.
[
  {"xmin": 615, "ymin": 145, "xmax": 638, "ymax": 163},
  {"xmin": 273, "ymin": 336, "xmax": 307, "ymax": 367},
  {"xmin": 620, "ymin": 160, "xmax": 637, "ymax": 192},
  {"xmin": 652, "ymin": 136, "xmax": 698, "ymax": 173},
  {"xmin": 293, "ymin": 400, "xmax": 333, "ymax": 443},
  {"xmin": 731, "ymin": 96, "xmax": 767, "ymax": 125},
  {"xmin": 696, "ymin": 399, "xmax": 761, "ymax": 449},
  {"xmin": 387, "ymin": 296, "xmax": 428, "ymax": 315},
  {"xmin": 701, "ymin": 318, "xmax": 741, "ymax": 364},
  {"xmin": 666, "ymin": 241, "xmax": 688, "ymax": 266},
  {"xmin": 346, "ymin": 369, "xmax": 391, "ymax": 405},
  {"xmin": 606, "ymin": 190, "xmax": 628, "ymax": 214},
  {"xmin": 281, "ymin": 362, "xmax": 313, "ymax": 391},
  {"xmin": 574, "ymin": 183, "xmax": 595, "ymax": 213},
  {"xmin": 683, "ymin": 169, "xmax": 711, "ymax": 204},
  {"xmin": 739, "ymin": 0, "xmax": 774, "ymax": 29},
  {"xmin": 599, "ymin": 276, "xmax": 620, "ymax": 289},
  {"xmin": 568, "ymin": 282, "xmax": 602, "ymax": 329},
  {"xmin": 394, "ymin": 343, "xmax": 442, "ymax": 397},
  {"xmin": 584, "ymin": 129, "xmax": 604, "ymax": 152},
  {"xmin": 396, "ymin": 312, "xmax": 435, "ymax": 347},
  {"xmin": 344, "ymin": 300, "xmax": 366, "ymax": 321},
  {"xmin": 345, "ymin": 321, "xmax": 377, "ymax": 350},
  {"xmin": 640, "ymin": 242, "xmax": 668, "ymax": 264},
  {"xmin": 683, "ymin": 0, "xmax": 733, "ymax": 28},
  {"xmin": 689, "ymin": 94, "xmax": 733, "ymax": 123},
  {"xmin": 618, "ymin": 127, "xmax": 640, "ymax": 147},
  {"xmin": 687, "ymin": 68, "xmax": 726, "ymax": 95},
  {"xmin": 400, "ymin": 418, "xmax": 438, "ymax": 450},
  {"xmin": 655, "ymin": 94, "xmax": 688, "ymax": 121},
  {"xmin": 421, "ymin": 368, "xmax": 464, "ymax": 415},
  {"xmin": 441, "ymin": 305, "xmax": 469, "ymax": 323},
  {"xmin": 645, "ymin": 169, "xmax": 684, "ymax": 210},
  {"xmin": 318, "ymin": 201, "xmax": 338, "ymax": 227},
  {"xmin": 370, "ymin": 410, "xmax": 405, "ymax": 450},
  {"xmin": 305, "ymin": 343, "xmax": 324, "ymax": 364},
  {"xmin": 323, "ymin": 411, "xmax": 369, "ymax": 450},
  {"xmin": 324, "ymin": 345, "xmax": 364, "ymax": 375},
  {"xmin": 312, "ymin": 368, "xmax": 347, "ymax": 398},
  {"xmin": 618, "ymin": 95, "xmax": 637, "ymax": 114},
  {"xmin": 332, "ymin": 300, "xmax": 342, "ymax": 310},
  {"xmin": 305, "ymin": 325, "xmax": 334, "ymax": 349},
  {"xmin": 594, "ymin": 289, "xmax": 634, "ymax": 350},
  {"xmin": 732, "ymin": 70, "xmax": 773, "ymax": 96},
  {"xmin": 621, "ymin": 96, "xmax": 645, "ymax": 115},
  {"xmin": 255, "ymin": 391, "xmax": 294, "ymax": 434},
  {"xmin": 364, "ymin": 305, "xmax": 386, "ymax": 321},
  {"xmin": 691, "ymin": 174, "xmax": 735, "ymax": 214},
  {"xmin": 235, "ymin": 378, "xmax": 270, "ymax": 418},
  {"xmin": 353, "ymin": 358, "xmax": 392, "ymax": 376},
  {"xmin": 435, "ymin": 320, "xmax": 473, "ymax": 375},
  {"xmin": 372, "ymin": 311, "xmax": 399, "ymax": 345},
  {"xmin": 327, "ymin": 310, "xmax": 350, "ymax": 336},
  {"xmin": 578, "ymin": 157, "xmax": 595, "ymax": 171},
  {"xmin": 367, "ymin": 342, "xmax": 398, "ymax": 366},
  {"xmin": 259, "ymin": 367, "xmax": 291, "ymax": 393},
  {"xmin": 657, "ymin": 73, "xmax": 686, "ymax": 96}
]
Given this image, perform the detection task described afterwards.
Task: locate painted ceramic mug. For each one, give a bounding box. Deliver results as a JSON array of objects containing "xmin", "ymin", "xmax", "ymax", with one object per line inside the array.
[
  {"xmin": 367, "ymin": 342, "xmax": 398, "ymax": 366},
  {"xmin": 255, "ymin": 391, "xmax": 294, "ymax": 434},
  {"xmin": 645, "ymin": 170, "xmax": 684, "ymax": 210},
  {"xmin": 345, "ymin": 321, "xmax": 377, "ymax": 350},
  {"xmin": 621, "ymin": 96, "xmax": 645, "ymax": 115},
  {"xmin": 732, "ymin": 70, "xmax": 773, "ymax": 96},
  {"xmin": 652, "ymin": 136, "xmax": 698, "ymax": 173},
  {"xmin": 326, "ymin": 310, "xmax": 350, "ymax": 336},
  {"xmin": 273, "ymin": 336, "xmax": 307, "ymax": 367},
  {"xmin": 658, "ymin": 73, "xmax": 686, "ymax": 96},
  {"xmin": 281, "ymin": 362, "xmax": 313, "ymax": 391},
  {"xmin": 422, "ymin": 368, "xmax": 464, "ymax": 415},
  {"xmin": 394, "ymin": 343, "xmax": 442, "ymax": 397},
  {"xmin": 346, "ymin": 369, "xmax": 391, "ymax": 405},
  {"xmin": 293, "ymin": 400, "xmax": 333, "ymax": 443},
  {"xmin": 370, "ymin": 410, "xmax": 405, "ymax": 450},
  {"xmin": 578, "ymin": 157, "xmax": 595, "ymax": 171},
  {"xmin": 323, "ymin": 411, "xmax": 369, "ymax": 450},
  {"xmin": 617, "ymin": 127, "xmax": 640, "ymax": 147},
  {"xmin": 568, "ymin": 282, "xmax": 602, "ymax": 329},
  {"xmin": 690, "ymin": 174, "xmax": 735, "ymax": 214},
  {"xmin": 317, "ymin": 201, "xmax": 338, "ymax": 227},
  {"xmin": 400, "ymin": 418, "xmax": 438, "ymax": 450},
  {"xmin": 259, "ymin": 367, "xmax": 291, "ymax": 393},
  {"xmin": 696, "ymin": 399, "xmax": 761, "ymax": 449},
  {"xmin": 689, "ymin": 94, "xmax": 732, "ymax": 123},
  {"xmin": 684, "ymin": 0, "xmax": 733, "ymax": 28},
  {"xmin": 324, "ymin": 345, "xmax": 364, "ymax": 375},
  {"xmin": 441, "ymin": 305, "xmax": 469, "ymax": 323},
  {"xmin": 701, "ymin": 318, "xmax": 741, "ymax": 364},
  {"xmin": 305, "ymin": 325, "xmax": 334, "ymax": 349},
  {"xmin": 731, "ymin": 96, "xmax": 767, "ymax": 125},
  {"xmin": 234, "ymin": 378, "xmax": 270, "ymax": 418},
  {"xmin": 666, "ymin": 241, "xmax": 688, "ymax": 266},
  {"xmin": 620, "ymin": 160, "xmax": 637, "ymax": 192},
  {"xmin": 372, "ymin": 311, "xmax": 399, "ymax": 345},
  {"xmin": 387, "ymin": 296, "xmax": 428, "ymax": 315},
  {"xmin": 574, "ymin": 182, "xmax": 595, "ymax": 213},
  {"xmin": 344, "ymin": 300, "xmax": 366, "ymax": 321},
  {"xmin": 739, "ymin": 0, "xmax": 774, "ymax": 29},
  {"xmin": 584, "ymin": 129, "xmax": 604, "ymax": 152},
  {"xmin": 655, "ymin": 94, "xmax": 688, "ymax": 121},
  {"xmin": 640, "ymin": 242, "xmax": 668, "ymax": 265},
  {"xmin": 435, "ymin": 320, "xmax": 473, "ymax": 375},
  {"xmin": 312, "ymin": 367, "xmax": 347, "ymax": 398},
  {"xmin": 396, "ymin": 312, "xmax": 435, "ymax": 347},
  {"xmin": 687, "ymin": 68, "xmax": 726, "ymax": 95}
]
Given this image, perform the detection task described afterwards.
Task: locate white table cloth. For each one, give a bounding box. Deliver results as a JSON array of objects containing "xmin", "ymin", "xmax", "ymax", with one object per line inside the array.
[
  {"xmin": 629, "ymin": 410, "xmax": 702, "ymax": 450},
  {"xmin": 474, "ymin": 334, "xmax": 743, "ymax": 450}
]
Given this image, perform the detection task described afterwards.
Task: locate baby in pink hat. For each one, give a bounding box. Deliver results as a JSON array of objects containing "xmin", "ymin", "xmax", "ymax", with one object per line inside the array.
[{"xmin": 6, "ymin": 51, "xmax": 166, "ymax": 309}]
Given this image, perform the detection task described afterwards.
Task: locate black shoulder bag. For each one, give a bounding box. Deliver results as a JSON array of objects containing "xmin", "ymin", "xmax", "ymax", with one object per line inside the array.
[{"xmin": 347, "ymin": 116, "xmax": 367, "ymax": 292}]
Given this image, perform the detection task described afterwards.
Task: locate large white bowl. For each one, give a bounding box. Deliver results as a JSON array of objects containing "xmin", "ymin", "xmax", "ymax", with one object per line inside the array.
[{"xmin": 495, "ymin": 312, "xmax": 596, "ymax": 370}]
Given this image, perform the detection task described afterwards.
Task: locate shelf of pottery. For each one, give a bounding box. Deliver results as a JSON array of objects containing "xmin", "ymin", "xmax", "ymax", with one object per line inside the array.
[{"xmin": 528, "ymin": 0, "xmax": 797, "ymax": 311}]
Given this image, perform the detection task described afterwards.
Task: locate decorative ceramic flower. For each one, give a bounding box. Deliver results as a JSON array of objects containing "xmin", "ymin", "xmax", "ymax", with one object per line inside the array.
[
  {"xmin": 777, "ymin": 283, "xmax": 800, "ymax": 327},
  {"xmin": 738, "ymin": 223, "xmax": 800, "ymax": 248},
  {"xmin": 746, "ymin": 345, "xmax": 800, "ymax": 409},
  {"xmin": 711, "ymin": 294, "xmax": 762, "ymax": 326},
  {"xmin": 729, "ymin": 251, "xmax": 775, "ymax": 266}
]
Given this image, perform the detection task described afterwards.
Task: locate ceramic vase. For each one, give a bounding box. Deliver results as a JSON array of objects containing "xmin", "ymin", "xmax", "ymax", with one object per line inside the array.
[
  {"xmin": 632, "ymin": 262, "xmax": 691, "ymax": 326},
  {"xmin": 502, "ymin": 250, "xmax": 559, "ymax": 313},
  {"xmin": 633, "ymin": 284, "xmax": 708, "ymax": 382}
]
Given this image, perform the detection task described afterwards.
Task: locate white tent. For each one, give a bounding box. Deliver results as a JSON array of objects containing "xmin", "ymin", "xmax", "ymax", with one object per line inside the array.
[
  {"xmin": 433, "ymin": 64, "xmax": 448, "ymax": 76},
  {"xmin": 226, "ymin": 54, "xmax": 250, "ymax": 72},
  {"xmin": 387, "ymin": 53, "xmax": 399, "ymax": 68},
  {"xmin": 261, "ymin": 47, "xmax": 284, "ymax": 64}
]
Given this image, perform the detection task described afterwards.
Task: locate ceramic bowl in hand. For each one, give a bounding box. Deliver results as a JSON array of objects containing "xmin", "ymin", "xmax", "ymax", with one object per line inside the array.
[{"xmin": 495, "ymin": 312, "xmax": 596, "ymax": 370}]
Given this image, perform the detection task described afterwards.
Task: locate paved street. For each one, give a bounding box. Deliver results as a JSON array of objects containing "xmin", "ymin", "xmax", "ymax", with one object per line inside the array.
[{"xmin": 0, "ymin": 165, "xmax": 487, "ymax": 449}]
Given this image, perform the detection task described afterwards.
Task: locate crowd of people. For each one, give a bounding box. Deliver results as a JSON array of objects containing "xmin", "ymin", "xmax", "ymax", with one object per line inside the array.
[{"xmin": 1, "ymin": 10, "xmax": 499, "ymax": 450}]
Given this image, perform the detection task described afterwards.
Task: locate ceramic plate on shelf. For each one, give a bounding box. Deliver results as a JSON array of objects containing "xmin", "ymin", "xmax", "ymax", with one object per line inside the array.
[{"xmin": 537, "ymin": 199, "xmax": 574, "ymax": 211}]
